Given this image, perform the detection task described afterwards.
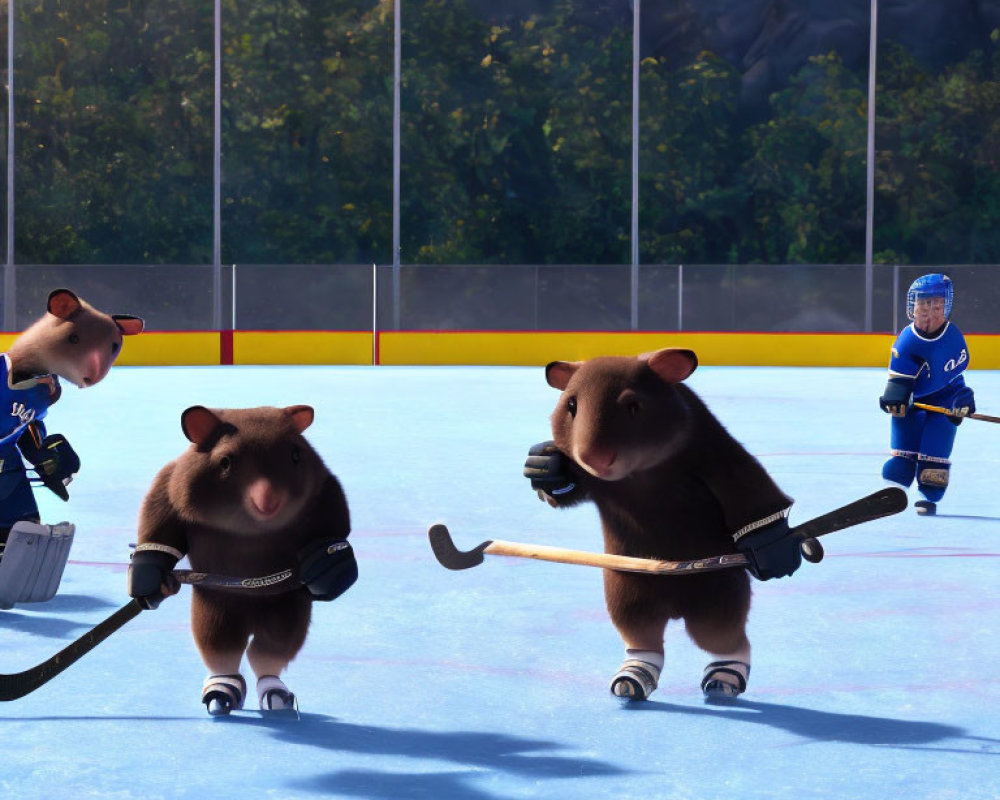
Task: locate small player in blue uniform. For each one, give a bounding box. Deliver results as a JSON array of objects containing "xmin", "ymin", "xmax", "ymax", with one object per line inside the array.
[{"xmin": 879, "ymin": 274, "xmax": 974, "ymax": 515}]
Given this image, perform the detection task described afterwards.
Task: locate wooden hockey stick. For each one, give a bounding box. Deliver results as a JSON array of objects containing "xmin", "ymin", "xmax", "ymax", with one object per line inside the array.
[
  {"xmin": 0, "ymin": 567, "xmax": 301, "ymax": 702},
  {"xmin": 429, "ymin": 486, "xmax": 908, "ymax": 574},
  {"xmin": 913, "ymin": 402, "xmax": 1000, "ymax": 424}
]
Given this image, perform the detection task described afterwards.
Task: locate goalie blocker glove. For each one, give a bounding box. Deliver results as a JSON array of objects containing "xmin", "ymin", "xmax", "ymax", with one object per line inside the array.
[
  {"xmin": 732, "ymin": 509, "xmax": 801, "ymax": 580},
  {"xmin": 298, "ymin": 538, "xmax": 358, "ymax": 601},
  {"xmin": 18, "ymin": 424, "xmax": 80, "ymax": 501},
  {"xmin": 523, "ymin": 440, "xmax": 578, "ymax": 501},
  {"xmin": 127, "ymin": 544, "xmax": 182, "ymax": 609}
]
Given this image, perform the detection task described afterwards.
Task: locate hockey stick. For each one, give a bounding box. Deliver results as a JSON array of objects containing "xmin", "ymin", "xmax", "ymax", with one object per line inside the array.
[
  {"xmin": 0, "ymin": 599, "xmax": 143, "ymax": 702},
  {"xmin": 0, "ymin": 567, "xmax": 301, "ymax": 702},
  {"xmin": 428, "ymin": 486, "xmax": 908, "ymax": 574},
  {"xmin": 912, "ymin": 402, "xmax": 1000, "ymax": 424}
]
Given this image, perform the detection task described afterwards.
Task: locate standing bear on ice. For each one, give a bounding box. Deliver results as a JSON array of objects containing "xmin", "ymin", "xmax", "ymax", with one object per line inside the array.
[
  {"xmin": 524, "ymin": 348, "xmax": 807, "ymax": 700},
  {"xmin": 128, "ymin": 405, "xmax": 358, "ymax": 715}
]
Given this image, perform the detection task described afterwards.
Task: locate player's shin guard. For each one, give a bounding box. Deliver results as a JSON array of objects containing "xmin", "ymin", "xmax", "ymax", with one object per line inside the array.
[
  {"xmin": 882, "ymin": 451, "xmax": 917, "ymax": 487},
  {"xmin": 916, "ymin": 457, "xmax": 950, "ymax": 503},
  {"xmin": 0, "ymin": 521, "xmax": 75, "ymax": 609}
]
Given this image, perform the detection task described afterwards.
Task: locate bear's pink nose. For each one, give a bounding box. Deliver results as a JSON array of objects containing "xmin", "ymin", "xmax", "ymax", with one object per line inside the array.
[
  {"xmin": 247, "ymin": 480, "xmax": 287, "ymax": 519},
  {"xmin": 578, "ymin": 445, "xmax": 617, "ymax": 476}
]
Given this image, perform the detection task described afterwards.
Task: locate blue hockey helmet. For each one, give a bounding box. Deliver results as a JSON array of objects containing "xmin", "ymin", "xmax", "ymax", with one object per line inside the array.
[{"xmin": 906, "ymin": 273, "xmax": 953, "ymax": 321}]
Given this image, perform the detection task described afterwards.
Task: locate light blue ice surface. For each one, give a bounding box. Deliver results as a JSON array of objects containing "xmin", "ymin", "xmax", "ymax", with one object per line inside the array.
[{"xmin": 2, "ymin": 364, "xmax": 999, "ymax": 800}]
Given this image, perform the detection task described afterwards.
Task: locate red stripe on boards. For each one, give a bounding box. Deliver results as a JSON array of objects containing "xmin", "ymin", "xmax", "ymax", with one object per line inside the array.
[{"xmin": 220, "ymin": 330, "xmax": 234, "ymax": 365}]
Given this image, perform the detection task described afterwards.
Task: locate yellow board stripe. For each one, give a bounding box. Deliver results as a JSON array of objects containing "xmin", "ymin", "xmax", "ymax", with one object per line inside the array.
[
  {"xmin": 377, "ymin": 331, "xmax": 898, "ymax": 367},
  {"xmin": 232, "ymin": 331, "xmax": 373, "ymax": 365},
  {"xmin": 2, "ymin": 330, "xmax": 999, "ymax": 368}
]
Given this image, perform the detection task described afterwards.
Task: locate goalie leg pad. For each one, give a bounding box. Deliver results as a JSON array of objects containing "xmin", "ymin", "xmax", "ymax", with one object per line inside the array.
[{"xmin": 0, "ymin": 521, "xmax": 75, "ymax": 610}]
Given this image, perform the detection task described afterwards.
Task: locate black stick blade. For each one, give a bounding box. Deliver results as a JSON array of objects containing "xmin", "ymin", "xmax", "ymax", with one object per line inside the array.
[
  {"xmin": 791, "ymin": 486, "xmax": 908, "ymax": 542},
  {"xmin": 428, "ymin": 524, "xmax": 493, "ymax": 570}
]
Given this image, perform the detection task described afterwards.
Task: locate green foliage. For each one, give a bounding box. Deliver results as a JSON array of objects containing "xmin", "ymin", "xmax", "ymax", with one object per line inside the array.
[
  {"xmin": 873, "ymin": 41, "xmax": 1000, "ymax": 264},
  {"xmin": 7, "ymin": 2, "xmax": 1000, "ymax": 267},
  {"xmin": 14, "ymin": 0, "xmax": 215, "ymax": 264}
]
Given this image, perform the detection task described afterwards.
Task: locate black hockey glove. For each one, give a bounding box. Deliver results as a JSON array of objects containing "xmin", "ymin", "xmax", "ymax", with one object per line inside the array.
[
  {"xmin": 127, "ymin": 548, "xmax": 181, "ymax": 610},
  {"xmin": 879, "ymin": 378, "xmax": 913, "ymax": 417},
  {"xmin": 948, "ymin": 385, "xmax": 975, "ymax": 425},
  {"xmin": 523, "ymin": 441, "xmax": 577, "ymax": 504},
  {"xmin": 733, "ymin": 514, "xmax": 802, "ymax": 581},
  {"xmin": 298, "ymin": 538, "xmax": 358, "ymax": 601},
  {"xmin": 18, "ymin": 426, "xmax": 80, "ymax": 501}
]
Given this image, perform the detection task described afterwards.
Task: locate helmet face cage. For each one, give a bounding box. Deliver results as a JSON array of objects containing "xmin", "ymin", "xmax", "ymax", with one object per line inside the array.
[{"xmin": 906, "ymin": 273, "xmax": 953, "ymax": 321}]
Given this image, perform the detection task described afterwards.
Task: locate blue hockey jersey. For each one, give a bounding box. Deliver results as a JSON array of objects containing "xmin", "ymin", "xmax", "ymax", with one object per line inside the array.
[
  {"xmin": 1, "ymin": 353, "xmax": 58, "ymax": 451},
  {"xmin": 888, "ymin": 322, "xmax": 969, "ymax": 399}
]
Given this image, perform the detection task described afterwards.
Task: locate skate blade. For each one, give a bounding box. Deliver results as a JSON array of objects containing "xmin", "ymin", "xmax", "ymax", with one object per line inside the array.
[{"xmin": 212, "ymin": 708, "xmax": 301, "ymax": 722}]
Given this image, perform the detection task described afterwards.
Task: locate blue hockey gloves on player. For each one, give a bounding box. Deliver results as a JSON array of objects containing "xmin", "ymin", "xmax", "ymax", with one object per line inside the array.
[
  {"xmin": 733, "ymin": 513, "xmax": 802, "ymax": 580},
  {"xmin": 298, "ymin": 538, "xmax": 358, "ymax": 601},
  {"xmin": 949, "ymin": 385, "xmax": 976, "ymax": 424},
  {"xmin": 523, "ymin": 440, "xmax": 578, "ymax": 503},
  {"xmin": 879, "ymin": 377, "xmax": 914, "ymax": 417},
  {"xmin": 128, "ymin": 547, "xmax": 181, "ymax": 609}
]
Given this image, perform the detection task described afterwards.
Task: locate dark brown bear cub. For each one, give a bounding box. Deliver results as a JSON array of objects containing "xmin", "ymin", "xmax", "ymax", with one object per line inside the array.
[
  {"xmin": 524, "ymin": 348, "xmax": 803, "ymax": 701},
  {"xmin": 128, "ymin": 405, "xmax": 357, "ymax": 715}
]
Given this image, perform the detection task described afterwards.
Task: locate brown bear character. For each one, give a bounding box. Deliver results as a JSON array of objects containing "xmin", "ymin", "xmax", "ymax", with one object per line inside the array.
[
  {"xmin": 0, "ymin": 288, "xmax": 143, "ymax": 606},
  {"xmin": 127, "ymin": 405, "xmax": 357, "ymax": 715},
  {"xmin": 523, "ymin": 348, "xmax": 806, "ymax": 701}
]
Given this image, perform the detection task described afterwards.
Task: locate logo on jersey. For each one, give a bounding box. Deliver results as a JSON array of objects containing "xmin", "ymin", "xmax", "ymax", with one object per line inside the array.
[
  {"xmin": 944, "ymin": 349, "xmax": 968, "ymax": 373},
  {"xmin": 10, "ymin": 402, "xmax": 35, "ymax": 426}
]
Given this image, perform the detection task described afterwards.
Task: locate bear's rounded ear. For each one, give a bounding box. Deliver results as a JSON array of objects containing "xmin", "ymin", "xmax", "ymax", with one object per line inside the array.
[
  {"xmin": 545, "ymin": 360, "xmax": 581, "ymax": 391},
  {"xmin": 47, "ymin": 289, "xmax": 82, "ymax": 320},
  {"xmin": 641, "ymin": 348, "xmax": 698, "ymax": 383},
  {"xmin": 113, "ymin": 315, "xmax": 145, "ymax": 336},
  {"xmin": 181, "ymin": 406, "xmax": 223, "ymax": 446},
  {"xmin": 284, "ymin": 405, "xmax": 315, "ymax": 433}
]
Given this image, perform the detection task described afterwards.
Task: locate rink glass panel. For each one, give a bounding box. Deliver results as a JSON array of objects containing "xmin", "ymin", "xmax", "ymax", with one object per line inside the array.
[
  {"xmin": 399, "ymin": 0, "xmax": 632, "ymax": 266},
  {"xmin": 873, "ymin": 5, "xmax": 1000, "ymax": 266},
  {"xmin": 637, "ymin": 1, "xmax": 869, "ymax": 266},
  {"xmin": 12, "ymin": 0, "xmax": 213, "ymax": 265},
  {"xmin": 220, "ymin": 0, "xmax": 392, "ymax": 266}
]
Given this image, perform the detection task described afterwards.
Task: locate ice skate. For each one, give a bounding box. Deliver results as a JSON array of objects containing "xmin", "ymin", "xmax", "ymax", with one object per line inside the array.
[
  {"xmin": 701, "ymin": 660, "xmax": 749, "ymax": 701},
  {"xmin": 257, "ymin": 675, "xmax": 297, "ymax": 712},
  {"xmin": 201, "ymin": 674, "xmax": 246, "ymax": 716},
  {"xmin": 610, "ymin": 658, "xmax": 661, "ymax": 701}
]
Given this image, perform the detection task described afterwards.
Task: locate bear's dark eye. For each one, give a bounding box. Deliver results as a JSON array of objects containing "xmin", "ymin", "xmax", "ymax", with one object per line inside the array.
[
  {"xmin": 627, "ymin": 400, "xmax": 640, "ymax": 418},
  {"xmin": 68, "ymin": 333, "xmax": 80, "ymax": 345},
  {"xmin": 291, "ymin": 447, "xmax": 302, "ymax": 464},
  {"xmin": 567, "ymin": 397, "xmax": 577, "ymax": 418},
  {"xmin": 219, "ymin": 455, "xmax": 233, "ymax": 475}
]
